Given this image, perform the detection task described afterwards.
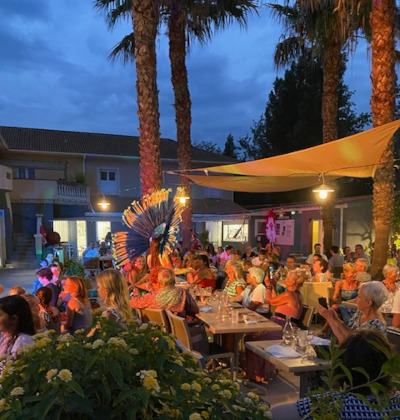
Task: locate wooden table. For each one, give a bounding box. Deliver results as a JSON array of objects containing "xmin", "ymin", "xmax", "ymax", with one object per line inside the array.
[
  {"xmin": 196, "ymin": 305, "xmax": 282, "ymax": 380},
  {"xmin": 245, "ymin": 340, "xmax": 330, "ymax": 397}
]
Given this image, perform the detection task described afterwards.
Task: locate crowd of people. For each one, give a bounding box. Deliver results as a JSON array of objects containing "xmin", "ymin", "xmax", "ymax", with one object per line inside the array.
[{"xmin": 0, "ymin": 238, "xmax": 399, "ymax": 417}]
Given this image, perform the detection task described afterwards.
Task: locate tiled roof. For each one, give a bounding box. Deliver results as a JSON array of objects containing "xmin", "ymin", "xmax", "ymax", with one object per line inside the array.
[{"xmin": 0, "ymin": 126, "xmax": 236, "ymax": 163}]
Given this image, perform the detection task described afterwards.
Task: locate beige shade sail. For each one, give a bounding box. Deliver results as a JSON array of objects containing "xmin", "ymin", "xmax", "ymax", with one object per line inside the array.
[
  {"xmin": 185, "ymin": 174, "xmax": 339, "ymax": 193},
  {"xmin": 189, "ymin": 119, "xmax": 400, "ymax": 178}
]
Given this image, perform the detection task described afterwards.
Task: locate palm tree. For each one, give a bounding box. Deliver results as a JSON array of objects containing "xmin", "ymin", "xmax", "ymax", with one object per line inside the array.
[
  {"xmin": 95, "ymin": 0, "xmax": 162, "ymax": 195},
  {"xmin": 96, "ymin": 0, "xmax": 257, "ymax": 250},
  {"xmin": 270, "ymin": 0, "xmax": 350, "ymax": 252}
]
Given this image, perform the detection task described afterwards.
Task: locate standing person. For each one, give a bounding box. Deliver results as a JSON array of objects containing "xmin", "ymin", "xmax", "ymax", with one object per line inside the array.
[
  {"xmin": 95, "ymin": 269, "xmax": 133, "ymax": 324},
  {"xmin": 36, "ymin": 287, "xmax": 61, "ymax": 334},
  {"xmin": 0, "ymin": 295, "xmax": 35, "ymax": 361},
  {"xmin": 62, "ymin": 276, "xmax": 93, "ymax": 334},
  {"xmin": 353, "ymin": 244, "xmax": 370, "ymax": 263},
  {"xmin": 355, "ymin": 258, "xmax": 372, "ymax": 283},
  {"xmin": 306, "ymin": 243, "xmax": 328, "ymax": 264},
  {"xmin": 329, "ymin": 245, "xmax": 344, "ymax": 278}
]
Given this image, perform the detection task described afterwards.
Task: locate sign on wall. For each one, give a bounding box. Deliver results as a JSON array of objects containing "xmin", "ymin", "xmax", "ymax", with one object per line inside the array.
[{"xmin": 275, "ymin": 219, "xmax": 295, "ymax": 246}]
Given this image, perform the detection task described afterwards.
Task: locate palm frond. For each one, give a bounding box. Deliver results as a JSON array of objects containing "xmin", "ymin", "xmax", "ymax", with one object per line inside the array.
[{"xmin": 108, "ymin": 33, "xmax": 135, "ymax": 64}]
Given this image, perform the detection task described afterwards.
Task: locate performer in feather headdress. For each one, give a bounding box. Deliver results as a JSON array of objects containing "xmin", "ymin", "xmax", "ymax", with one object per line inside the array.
[{"xmin": 113, "ymin": 188, "xmax": 187, "ymax": 290}]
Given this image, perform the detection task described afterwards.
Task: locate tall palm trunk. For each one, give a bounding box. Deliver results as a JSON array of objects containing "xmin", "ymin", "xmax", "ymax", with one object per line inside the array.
[
  {"xmin": 131, "ymin": 0, "xmax": 162, "ymax": 195},
  {"xmin": 321, "ymin": 38, "xmax": 341, "ymax": 254},
  {"xmin": 370, "ymin": 0, "xmax": 396, "ymax": 277},
  {"xmin": 168, "ymin": 11, "xmax": 192, "ymax": 252}
]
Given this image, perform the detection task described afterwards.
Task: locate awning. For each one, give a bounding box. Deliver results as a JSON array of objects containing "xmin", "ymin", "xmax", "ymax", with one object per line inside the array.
[{"xmin": 184, "ymin": 120, "xmax": 400, "ymax": 192}]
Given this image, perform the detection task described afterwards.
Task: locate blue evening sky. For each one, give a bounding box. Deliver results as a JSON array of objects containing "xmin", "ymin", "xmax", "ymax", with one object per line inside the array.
[{"xmin": 0, "ymin": 0, "xmax": 372, "ymax": 148}]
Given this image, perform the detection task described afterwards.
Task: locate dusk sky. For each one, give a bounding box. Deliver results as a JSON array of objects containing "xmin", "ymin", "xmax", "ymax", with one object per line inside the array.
[{"xmin": 0, "ymin": 0, "xmax": 373, "ymax": 148}]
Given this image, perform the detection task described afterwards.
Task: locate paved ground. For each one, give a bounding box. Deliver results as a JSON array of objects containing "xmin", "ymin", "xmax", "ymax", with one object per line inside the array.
[{"xmin": 0, "ymin": 268, "xmax": 37, "ymax": 295}]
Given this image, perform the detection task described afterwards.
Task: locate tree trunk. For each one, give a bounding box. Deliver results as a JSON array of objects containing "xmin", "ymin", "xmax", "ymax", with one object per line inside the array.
[
  {"xmin": 131, "ymin": 0, "xmax": 162, "ymax": 195},
  {"xmin": 370, "ymin": 0, "xmax": 396, "ymax": 277},
  {"xmin": 321, "ymin": 39, "xmax": 341, "ymax": 253},
  {"xmin": 168, "ymin": 12, "xmax": 192, "ymax": 252}
]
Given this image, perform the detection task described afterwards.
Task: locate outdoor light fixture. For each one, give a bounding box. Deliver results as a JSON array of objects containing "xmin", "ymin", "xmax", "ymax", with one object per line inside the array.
[
  {"xmin": 313, "ymin": 174, "xmax": 334, "ymax": 199},
  {"xmin": 179, "ymin": 196, "xmax": 190, "ymax": 205},
  {"xmin": 98, "ymin": 195, "xmax": 110, "ymax": 210}
]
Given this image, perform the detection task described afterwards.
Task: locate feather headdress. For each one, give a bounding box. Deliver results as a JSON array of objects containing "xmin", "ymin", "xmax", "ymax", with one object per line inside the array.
[{"xmin": 113, "ymin": 188, "xmax": 187, "ymax": 268}]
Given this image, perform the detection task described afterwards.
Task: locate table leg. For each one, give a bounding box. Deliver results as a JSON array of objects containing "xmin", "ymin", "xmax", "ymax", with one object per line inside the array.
[
  {"xmin": 296, "ymin": 372, "xmax": 309, "ymax": 398},
  {"xmin": 233, "ymin": 333, "xmax": 242, "ymax": 381}
]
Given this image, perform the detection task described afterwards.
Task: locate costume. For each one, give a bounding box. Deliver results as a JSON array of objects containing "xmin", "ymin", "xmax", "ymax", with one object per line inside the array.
[{"xmin": 113, "ymin": 189, "xmax": 186, "ymax": 269}]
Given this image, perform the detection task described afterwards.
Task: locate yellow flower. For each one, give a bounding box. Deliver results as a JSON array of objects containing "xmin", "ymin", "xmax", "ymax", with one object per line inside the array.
[
  {"xmin": 211, "ymin": 384, "xmax": 220, "ymax": 390},
  {"xmin": 174, "ymin": 359, "xmax": 183, "ymax": 367},
  {"xmin": 56, "ymin": 344, "xmax": 64, "ymax": 351},
  {"xmin": 201, "ymin": 411, "xmax": 210, "ymax": 419},
  {"xmin": 0, "ymin": 399, "xmax": 7, "ymax": 410},
  {"xmin": 58, "ymin": 369, "xmax": 72, "ymax": 382},
  {"xmin": 191, "ymin": 382, "xmax": 202, "ymax": 392},
  {"xmin": 59, "ymin": 334, "xmax": 73, "ymax": 343},
  {"xmin": 142, "ymin": 376, "xmax": 160, "ymax": 393},
  {"xmin": 46, "ymin": 369, "xmax": 58, "ymax": 382},
  {"xmin": 129, "ymin": 348, "xmax": 139, "ymax": 355},
  {"xmin": 189, "ymin": 414, "xmax": 202, "ymax": 420},
  {"xmin": 180, "ymin": 383, "xmax": 191, "ymax": 391},
  {"xmin": 247, "ymin": 391, "xmax": 259, "ymax": 402},
  {"xmin": 107, "ymin": 337, "xmax": 128, "ymax": 348},
  {"xmin": 35, "ymin": 338, "xmax": 51, "ymax": 349},
  {"xmin": 204, "ymin": 377, "xmax": 212, "ymax": 384},
  {"xmin": 10, "ymin": 387, "xmax": 24, "ymax": 396},
  {"xmin": 170, "ymin": 409, "xmax": 181, "ymax": 418},
  {"xmin": 139, "ymin": 323, "xmax": 148, "ymax": 330},
  {"xmin": 222, "ymin": 389, "xmax": 232, "ymax": 399},
  {"xmin": 92, "ymin": 339, "xmax": 104, "ymax": 349}
]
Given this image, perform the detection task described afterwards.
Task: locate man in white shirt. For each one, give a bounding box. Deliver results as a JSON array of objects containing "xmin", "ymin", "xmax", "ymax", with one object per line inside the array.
[
  {"xmin": 306, "ymin": 243, "xmax": 328, "ymax": 265},
  {"xmin": 82, "ymin": 241, "xmax": 100, "ymax": 262},
  {"xmin": 233, "ymin": 266, "xmax": 269, "ymax": 315}
]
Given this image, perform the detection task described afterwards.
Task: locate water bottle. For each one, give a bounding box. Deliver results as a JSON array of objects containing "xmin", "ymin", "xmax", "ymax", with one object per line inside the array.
[{"xmin": 282, "ymin": 315, "xmax": 295, "ymax": 346}]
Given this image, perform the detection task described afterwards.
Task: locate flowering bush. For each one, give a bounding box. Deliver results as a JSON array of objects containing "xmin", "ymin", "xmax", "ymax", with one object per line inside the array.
[{"xmin": 0, "ymin": 319, "xmax": 271, "ymax": 419}]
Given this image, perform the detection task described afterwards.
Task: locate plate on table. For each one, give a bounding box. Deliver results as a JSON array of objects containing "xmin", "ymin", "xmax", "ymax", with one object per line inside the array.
[{"xmin": 199, "ymin": 305, "xmax": 212, "ymax": 313}]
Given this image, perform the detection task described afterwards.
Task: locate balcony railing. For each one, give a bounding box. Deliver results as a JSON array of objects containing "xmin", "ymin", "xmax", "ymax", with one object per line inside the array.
[{"xmin": 10, "ymin": 180, "xmax": 90, "ymax": 205}]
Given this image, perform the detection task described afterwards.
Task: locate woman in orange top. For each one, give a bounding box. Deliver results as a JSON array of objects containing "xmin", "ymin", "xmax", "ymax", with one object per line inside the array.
[
  {"xmin": 147, "ymin": 238, "xmax": 173, "ymax": 290},
  {"xmin": 187, "ymin": 255, "xmax": 216, "ymax": 289}
]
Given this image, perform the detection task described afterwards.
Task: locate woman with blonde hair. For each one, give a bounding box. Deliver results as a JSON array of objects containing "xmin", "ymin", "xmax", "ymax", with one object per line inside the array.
[
  {"xmin": 62, "ymin": 276, "xmax": 92, "ymax": 334},
  {"xmin": 224, "ymin": 260, "xmax": 246, "ymax": 300},
  {"xmin": 96, "ymin": 269, "xmax": 133, "ymax": 323}
]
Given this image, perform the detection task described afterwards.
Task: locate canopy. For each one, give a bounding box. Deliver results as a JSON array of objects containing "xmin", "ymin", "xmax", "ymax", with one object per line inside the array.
[{"xmin": 184, "ymin": 120, "xmax": 400, "ymax": 193}]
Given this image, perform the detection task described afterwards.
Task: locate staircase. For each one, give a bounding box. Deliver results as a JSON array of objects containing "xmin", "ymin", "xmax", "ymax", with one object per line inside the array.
[{"xmin": 8, "ymin": 233, "xmax": 40, "ymax": 269}]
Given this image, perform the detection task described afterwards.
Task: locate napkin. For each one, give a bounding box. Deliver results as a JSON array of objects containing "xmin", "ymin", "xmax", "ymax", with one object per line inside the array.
[
  {"xmin": 244, "ymin": 319, "xmax": 257, "ymax": 324},
  {"xmin": 310, "ymin": 337, "xmax": 331, "ymax": 346},
  {"xmin": 265, "ymin": 345, "xmax": 301, "ymax": 358},
  {"xmin": 199, "ymin": 305, "xmax": 212, "ymax": 313}
]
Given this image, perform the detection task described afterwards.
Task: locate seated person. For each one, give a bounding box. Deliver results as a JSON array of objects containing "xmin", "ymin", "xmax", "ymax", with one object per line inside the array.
[
  {"xmin": 126, "ymin": 256, "xmax": 150, "ymax": 291},
  {"xmin": 272, "ymin": 329, "xmax": 400, "ymax": 419},
  {"xmin": 232, "ymin": 267, "xmax": 269, "ymax": 316},
  {"xmin": 82, "ymin": 242, "xmax": 100, "ymax": 262},
  {"xmin": 8, "ymin": 285, "xmax": 26, "ymax": 296},
  {"xmin": 379, "ymin": 263, "xmax": 398, "ymax": 314},
  {"xmin": 40, "ymin": 252, "xmax": 54, "ymax": 268},
  {"xmin": 251, "ymin": 249, "xmax": 269, "ymax": 272},
  {"xmin": 355, "ymin": 257, "xmax": 372, "ymax": 283},
  {"xmin": 130, "ymin": 268, "xmax": 199, "ymax": 319},
  {"xmin": 274, "ymin": 256, "xmax": 297, "ymax": 294},
  {"xmin": 223, "ymin": 260, "xmax": 246, "ymax": 300},
  {"xmin": 244, "ymin": 268, "xmax": 309, "ymax": 383},
  {"xmin": 242, "ymin": 245, "xmax": 256, "ymax": 261},
  {"xmin": 187, "ymin": 255, "xmax": 216, "ymax": 289},
  {"xmin": 312, "ymin": 258, "xmax": 329, "ymax": 282},
  {"xmin": 318, "ymin": 281, "xmax": 388, "ymax": 344}
]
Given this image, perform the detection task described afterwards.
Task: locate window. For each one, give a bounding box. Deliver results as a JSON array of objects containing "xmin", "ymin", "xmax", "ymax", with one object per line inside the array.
[
  {"xmin": 98, "ymin": 168, "xmax": 119, "ymax": 195},
  {"xmin": 223, "ymin": 223, "xmax": 248, "ymax": 242},
  {"xmin": 13, "ymin": 167, "xmax": 35, "ymax": 179}
]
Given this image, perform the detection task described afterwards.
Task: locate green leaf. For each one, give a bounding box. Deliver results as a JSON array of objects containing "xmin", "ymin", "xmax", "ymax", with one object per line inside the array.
[
  {"xmin": 66, "ymin": 379, "xmax": 85, "ymax": 397},
  {"xmin": 108, "ymin": 360, "xmax": 124, "ymax": 388},
  {"xmin": 137, "ymin": 386, "xmax": 149, "ymax": 406}
]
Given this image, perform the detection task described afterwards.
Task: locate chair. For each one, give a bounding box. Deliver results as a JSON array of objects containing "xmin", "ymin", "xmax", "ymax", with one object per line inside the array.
[
  {"xmin": 166, "ymin": 311, "xmax": 234, "ymax": 375},
  {"xmin": 387, "ymin": 327, "xmax": 400, "ymax": 353},
  {"xmin": 141, "ymin": 308, "xmax": 170, "ymax": 333},
  {"xmin": 298, "ymin": 305, "xmax": 315, "ymax": 330}
]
